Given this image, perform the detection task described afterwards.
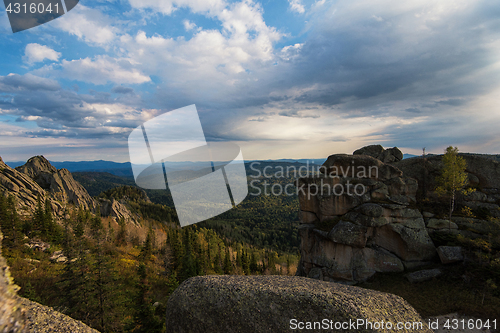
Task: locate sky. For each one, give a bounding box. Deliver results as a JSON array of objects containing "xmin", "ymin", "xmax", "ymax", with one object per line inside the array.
[{"xmin": 0, "ymin": 0, "xmax": 500, "ymax": 162}]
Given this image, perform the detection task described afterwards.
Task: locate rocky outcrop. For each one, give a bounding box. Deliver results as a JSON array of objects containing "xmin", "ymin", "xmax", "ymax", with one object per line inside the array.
[
  {"xmin": 0, "ymin": 155, "xmax": 96, "ymax": 216},
  {"xmin": 99, "ymin": 198, "xmax": 138, "ymax": 224},
  {"xmin": 1, "ymin": 155, "xmax": 136, "ymax": 222},
  {"xmin": 297, "ymin": 151, "xmax": 435, "ymax": 283},
  {"xmin": 165, "ymin": 275, "xmax": 432, "ymax": 333},
  {"xmin": 354, "ymin": 145, "xmax": 404, "ymax": 163},
  {"xmin": 394, "ymin": 154, "xmax": 500, "ymax": 210},
  {"xmin": 16, "ymin": 156, "xmax": 95, "ymax": 211},
  {"xmin": 0, "ymin": 157, "xmax": 47, "ymax": 216}
]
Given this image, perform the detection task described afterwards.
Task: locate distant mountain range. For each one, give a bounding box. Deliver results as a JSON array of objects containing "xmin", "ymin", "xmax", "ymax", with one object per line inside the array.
[{"xmin": 8, "ymin": 153, "xmax": 499, "ymax": 179}]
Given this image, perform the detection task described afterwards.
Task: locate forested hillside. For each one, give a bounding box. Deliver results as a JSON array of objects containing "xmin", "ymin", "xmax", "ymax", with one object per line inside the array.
[
  {"xmin": 0, "ymin": 192, "xmax": 298, "ymax": 332},
  {"xmin": 74, "ymin": 161, "xmax": 306, "ymax": 253}
]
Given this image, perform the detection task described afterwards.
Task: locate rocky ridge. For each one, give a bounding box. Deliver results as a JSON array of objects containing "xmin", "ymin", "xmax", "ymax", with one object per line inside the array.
[{"xmin": 0, "ymin": 156, "xmax": 136, "ymax": 223}]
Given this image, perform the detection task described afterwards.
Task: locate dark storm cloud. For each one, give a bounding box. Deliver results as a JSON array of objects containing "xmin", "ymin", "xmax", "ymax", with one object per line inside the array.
[
  {"xmin": 0, "ymin": 73, "xmax": 60, "ymax": 91},
  {"xmin": 0, "ymin": 73, "xmax": 146, "ymax": 139}
]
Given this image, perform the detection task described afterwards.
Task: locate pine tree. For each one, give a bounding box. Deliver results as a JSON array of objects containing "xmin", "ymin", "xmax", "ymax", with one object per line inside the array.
[
  {"xmin": 180, "ymin": 228, "xmax": 197, "ymax": 281},
  {"xmin": 250, "ymin": 251, "xmax": 259, "ymax": 273},
  {"xmin": 223, "ymin": 247, "xmax": 232, "ymax": 274},
  {"xmin": 241, "ymin": 250, "xmax": 249, "ymax": 275},
  {"xmin": 115, "ymin": 217, "xmax": 127, "ymax": 246},
  {"xmin": 140, "ymin": 229, "xmax": 154, "ymax": 260},
  {"xmin": 0, "ymin": 196, "xmax": 21, "ymax": 248},
  {"xmin": 213, "ymin": 246, "xmax": 223, "ymax": 274},
  {"xmin": 128, "ymin": 263, "xmax": 164, "ymax": 333}
]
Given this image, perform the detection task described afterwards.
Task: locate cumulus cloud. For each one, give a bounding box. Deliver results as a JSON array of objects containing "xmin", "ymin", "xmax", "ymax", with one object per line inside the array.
[
  {"xmin": 0, "ymin": 74, "xmax": 60, "ymax": 92},
  {"xmin": 288, "ymin": 0, "xmax": 305, "ymax": 13},
  {"xmin": 4, "ymin": 0, "xmax": 500, "ymax": 159},
  {"xmin": 127, "ymin": 0, "xmax": 226, "ymax": 15},
  {"xmin": 55, "ymin": 5, "xmax": 119, "ymax": 46},
  {"xmin": 183, "ymin": 20, "xmax": 197, "ymax": 31},
  {"xmin": 23, "ymin": 44, "xmax": 61, "ymax": 65},
  {"xmin": 57, "ymin": 57, "xmax": 151, "ymax": 85}
]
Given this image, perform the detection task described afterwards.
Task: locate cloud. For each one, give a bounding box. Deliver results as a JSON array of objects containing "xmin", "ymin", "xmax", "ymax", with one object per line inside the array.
[
  {"xmin": 23, "ymin": 44, "xmax": 61, "ymax": 65},
  {"xmin": 111, "ymin": 86, "xmax": 135, "ymax": 94},
  {"xmin": 183, "ymin": 19, "xmax": 197, "ymax": 31},
  {"xmin": 288, "ymin": 0, "xmax": 305, "ymax": 13},
  {"xmin": 55, "ymin": 5, "xmax": 119, "ymax": 46},
  {"xmin": 278, "ymin": 110, "xmax": 320, "ymax": 118},
  {"xmin": 0, "ymin": 74, "xmax": 60, "ymax": 92},
  {"xmin": 117, "ymin": 0, "xmax": 282, "ymax": 97},
  {"xmin": 57, "ymin": 56, "xmax": 151, "ymax": 85},
  {"xmin": 127, "ymin": 0, "xmax": 226, "ymax": 15},
  {"xmin": 4, "ymin": 0, "xmax": 500, "ymax": 160}
]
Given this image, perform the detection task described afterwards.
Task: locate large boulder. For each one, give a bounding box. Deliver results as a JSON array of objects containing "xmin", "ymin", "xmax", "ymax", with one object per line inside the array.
[
  {"xmin": 373, "ymin": 223, "xmax": 436, "ymax": 262},
  {"xmin": 165, "ymin": 275, "xmax": 432, "ymax": 333},
  {"xmin": 298, "ymin": 225, "xmax": 404, "ymax": 282},
  {"xmin": 21, "ymin": 298, "xmax": 99, "ymax": 333}
]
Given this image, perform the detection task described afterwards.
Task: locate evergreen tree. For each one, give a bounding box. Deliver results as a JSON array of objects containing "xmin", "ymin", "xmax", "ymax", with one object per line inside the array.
[
  {"xmin": 213, "ymin": 246, "xmax": 223, "ymax": 274},
  {"xmin": 115, "ymin": 217, "xmax": 127, "ymax": 246},
  {"xmin": 0, "ymin": 196, "xmax": 22, "ymax": 248},
  {"xmin": 128, "ymin": 263, "xmax": 164, "ymax": 333},
  {"xmin": 180, "ymin": 228, "xmax": 196, "ymax": 281},
  {"xmin": 250, "ymin": 251, "xmax": 259, "ymax": 273},
  {"xmin": 241, "ymin": 250, "xmax": 250, "ymax": 275},
  {"xmin": 140, "ymin": 228, "xmax": 154, "ymax": 260},
  {"xmin": 223, "ymin": 247, "xmax": 232, "ymax": 274}
]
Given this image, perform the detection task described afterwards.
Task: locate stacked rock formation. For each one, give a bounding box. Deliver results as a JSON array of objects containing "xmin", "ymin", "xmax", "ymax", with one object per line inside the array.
[{"xmin": 296, "ymin": 147, "xmax": 437, "ymax": 283}]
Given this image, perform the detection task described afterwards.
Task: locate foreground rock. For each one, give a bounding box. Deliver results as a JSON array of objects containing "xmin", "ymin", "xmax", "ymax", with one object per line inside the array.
[
  {"xmin": 166, "ymin": 275, "xmax": 432, "ymax": 333},
  {"xmin": 21, "ymin": 298, "xmax": 99, "ymax": 333}
]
